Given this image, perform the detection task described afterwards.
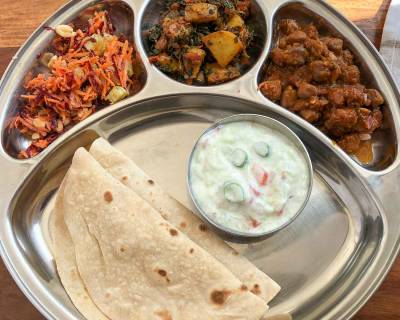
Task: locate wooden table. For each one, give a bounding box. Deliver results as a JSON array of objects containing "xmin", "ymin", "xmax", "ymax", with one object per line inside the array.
[{"xmin": 0, "ymin": 0, "xmax": 399, "ymax": 319}]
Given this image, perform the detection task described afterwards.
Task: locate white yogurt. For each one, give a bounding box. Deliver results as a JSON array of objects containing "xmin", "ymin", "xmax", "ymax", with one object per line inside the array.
[{"xmin": 189, "ymin": 120, "xmax": 311, "ymax": 234}]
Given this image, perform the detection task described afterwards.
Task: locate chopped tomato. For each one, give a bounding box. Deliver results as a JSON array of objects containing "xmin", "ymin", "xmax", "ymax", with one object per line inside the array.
[{"xmin": 252, "ymin": 164, "xmax": 269, "ymax": 186}]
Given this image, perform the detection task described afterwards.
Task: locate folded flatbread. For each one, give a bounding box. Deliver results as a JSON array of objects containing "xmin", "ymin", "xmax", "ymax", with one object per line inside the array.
[
  {"xmin": 57, "ymin": 148, "xmax": 268, "ymax": 319},
  {"xmin": 50, "ymin": 176, "xmax": 109, "ymax": 320},
  {"xmin": 89, "ymin": 138, "xmax": 281, "ymax": 303}
]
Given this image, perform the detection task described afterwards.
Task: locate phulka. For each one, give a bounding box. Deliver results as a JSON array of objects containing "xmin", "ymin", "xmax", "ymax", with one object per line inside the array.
[
  {"xmin": 89, "ymin": 138, "xmax": 280, "ymax": 303},
  {"xmin": 58, "ymin": 148, "xmax": 268, "ymax": 320},
  {"xmin": 50, "ymin": 175, "xmax": 109, "ymax": 320}
]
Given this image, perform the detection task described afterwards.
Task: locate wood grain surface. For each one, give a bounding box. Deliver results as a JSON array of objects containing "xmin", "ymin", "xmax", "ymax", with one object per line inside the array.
[{"xmin": 0, "ymin": 0, "xmax": 399, "ymax": 319}]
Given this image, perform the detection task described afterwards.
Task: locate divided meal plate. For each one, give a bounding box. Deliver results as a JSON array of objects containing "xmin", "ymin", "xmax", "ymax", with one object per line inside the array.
[{"xmin": 0, "ymin": 0, "xmax": 400, "ymax": 319}]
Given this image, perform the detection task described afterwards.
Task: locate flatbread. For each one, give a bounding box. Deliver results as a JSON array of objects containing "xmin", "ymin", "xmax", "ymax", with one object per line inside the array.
[
  {"xmin": 59, "ymin": 148, "xmax": 268, "ymax": 320},
  {"xmin": 50, "ymin": 174, "xmax": 109, "ymax": 320},
  {"xmin": 89, "ymin": 138, "xmax": 281, "ymax": 303}
]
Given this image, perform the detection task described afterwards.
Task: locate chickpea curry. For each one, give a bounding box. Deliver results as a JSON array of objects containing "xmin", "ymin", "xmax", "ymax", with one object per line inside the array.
[
  {"xmin": 8, "ymin": 11, "xmax": 143, "ymax": 158},
  {"xmin": 145, "ymin": 0, "xmax": 255, "ymax": 85},
  {"xmin": 259, "ymin": 19, "xmax": 384, "ymax": 162}
]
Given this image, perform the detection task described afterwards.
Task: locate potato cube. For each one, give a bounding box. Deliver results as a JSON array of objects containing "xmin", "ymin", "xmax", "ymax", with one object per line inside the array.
[
  {"xmin": 202, "ymin": 31, "xmax": 243, "ymax": 67},
  {"xmin": 227, "ymin": 14, "xmax": 245, "ymax": 28},
  {"xmin": 185, "ymin": 3, "xmax": 218, "ymax": 23}
]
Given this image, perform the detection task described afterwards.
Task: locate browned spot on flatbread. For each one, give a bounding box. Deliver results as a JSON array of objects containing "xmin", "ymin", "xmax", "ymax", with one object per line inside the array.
[
  {"xmin": 250, "ymin": 284, "xmax": 261, "ymax": 295},
  {"xmin": 158, "ymin": 269, "xmax": 167, "ymax": 277},
  {"xmin": 210, "ymin": 289, "xmax": 231, "ymax": 305},
  {"xmin": 70, "ymin": 269, "xmax": 77, "ymax": 279},
  {"xmin": 122, "ymin": 176, "xmax": 128, "ymax": 182},
  {"xmin": 232, "ymin": 250, "xmax": 239, "ymax": 256},
  {"xmin": 189, "ymin": 248, "xmax": 194, "ymax": 254},
  {"xmin": 104, "ymin": 191, "xmax": 113, "ymax": 202},
  {"xmin": 169, "ymin": 228, "xmax": 178, "ymax": 236},
  {"xmin": 148, "ymin": 179, "xmax": 154, "ymax": 185},
  {"xmin": 105, "ymin": 293, "xmax": 111, "ymax": 298},
  {"xmin": 155, "ymin": 309, "xmax": 173, "ymax": 320},
  {"xmin": 199, "ymin": 223, "xmax": 207, "ymax": 231},
  {"xmin": 180, "ymin": 222, "xmax": 187, "ymax": 228},
  {"xmin": 156, "ymin": 269, "xmax": 170, "ymax": 283},
  {"xmin": 240, "ymin": 284, "xmax": 248, "ymax": 291},
  {"xmin": 119, "ymin": 245, "xmax": 127, "ymax": 253}
]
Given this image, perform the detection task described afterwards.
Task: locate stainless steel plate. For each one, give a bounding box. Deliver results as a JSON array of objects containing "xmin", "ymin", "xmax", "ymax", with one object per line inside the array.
[{"xmin": 0, "ymin": 0, "xmax": 400, "ymax": 320}]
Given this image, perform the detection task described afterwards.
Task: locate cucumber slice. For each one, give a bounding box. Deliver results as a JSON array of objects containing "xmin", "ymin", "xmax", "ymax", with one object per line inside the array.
[
  {"xmin": 253, "ymin": 142, "xmax": 270, "ymax": 157},
  {"xmin": 106, "ymin": 86, "xmax": 128, "ymax": 104},
  {"xmin": 224, "ymin": 182, "xmax": 245, "ymax": 203},
  {"xmin": 230, "ymin": 148, "xmax": 247, "ymax": 167}
]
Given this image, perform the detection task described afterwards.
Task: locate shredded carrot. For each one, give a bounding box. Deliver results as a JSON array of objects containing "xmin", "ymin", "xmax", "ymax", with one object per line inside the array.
[
  {"xmin": 9, "ymin": 11, "xmax": 142, "ymax": 159},
  {"xmin": 20, "ymin": 95, "xmax": 37, "ymax": 100}
]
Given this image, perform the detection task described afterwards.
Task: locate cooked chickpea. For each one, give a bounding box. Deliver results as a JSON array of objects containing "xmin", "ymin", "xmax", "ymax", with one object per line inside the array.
[
  {"xmin": 47, "ymin": 55, "xmax": 58, "ymax": 69},
  {"xmin": 40, "ymin": 52, "xmax": 55, "ymax": 68},
  {"xmin": 55, "ymin": 24, "xmax": 76, "ymax": 38}
]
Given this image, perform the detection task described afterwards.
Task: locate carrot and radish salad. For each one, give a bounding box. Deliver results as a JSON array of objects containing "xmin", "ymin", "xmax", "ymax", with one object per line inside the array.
[{"xmin": 8, "ymin": 11, "xmax": 143, "ymax": 159}]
